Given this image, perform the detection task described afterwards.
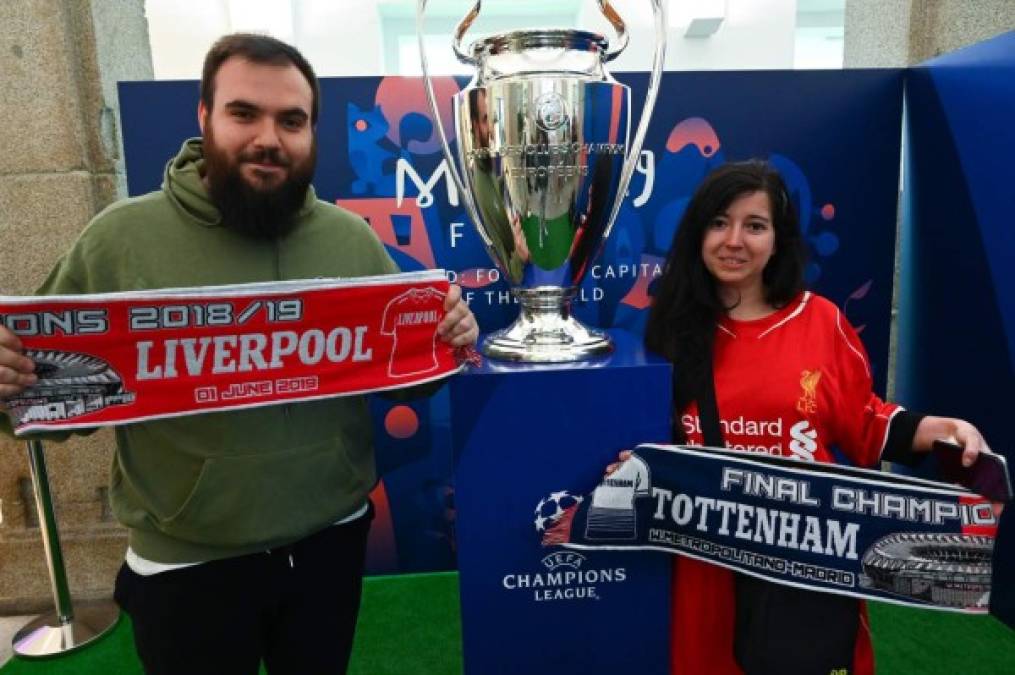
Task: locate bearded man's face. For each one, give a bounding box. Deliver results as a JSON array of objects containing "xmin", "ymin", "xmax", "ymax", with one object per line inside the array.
[{"xmin": 199, "ymin": 56, "xmax": 317, "ymax": 239}]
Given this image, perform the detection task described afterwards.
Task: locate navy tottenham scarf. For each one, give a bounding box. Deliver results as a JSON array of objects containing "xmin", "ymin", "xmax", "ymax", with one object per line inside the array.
[{"xmin": 540, "ymin": 444, "xmax": 999, "ymax": 612}]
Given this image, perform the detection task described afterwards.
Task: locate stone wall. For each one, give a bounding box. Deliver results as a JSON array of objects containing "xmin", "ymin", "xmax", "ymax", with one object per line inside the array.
[
  {"xmin": 0, "ymin": 0, "xmax": 151, "ymax": 613},
  {"xmin": 845, "ymin": 0, "xmax": 1015, "ymax": 68}
]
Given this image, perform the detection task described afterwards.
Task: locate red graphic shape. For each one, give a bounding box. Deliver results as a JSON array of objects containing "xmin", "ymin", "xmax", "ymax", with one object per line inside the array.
[
  {"xmin": 960, "ymin": 494, "xmax": 1000, "ymax": 537},
  {"xmin": 385, "ymin": 404, "xmax": 420, "ymax": 439},
  {"xmin": 849, "ymin": 280, "xmax": 873, "ymax": 301},
  {"xmin": 365, "ymin": 481, "xmax": 399, "ymax": 573},
  {"xmin": 610, "ymin": 85, "xmax": 624, "ymax": 144},
  {"xmin": 666, "ymin": 117, "xmax": 721, "ymax": 157},
  {"xmin": 456, "ymin": 268, "xmax": 497, "ymax": 289},
  {"xmin": 821, "ymin": 203, "xmax": 836, "ymax": 220},
  {"xmin": 620, "ymin": 254, "xmax": 665, "ymax": 310},
  {"xmin": 375, "ymin": 76, "xmax": 461, "ymax": 155},
  {"xmin": 337, "ymin": 197, "xmax": 436, "ymax": 270}
]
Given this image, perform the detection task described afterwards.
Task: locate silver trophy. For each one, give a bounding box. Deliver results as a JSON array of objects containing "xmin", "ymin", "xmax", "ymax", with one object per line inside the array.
[{"xmin": 418, "ymin": 0, "xmax": 667, "ymax": 362}]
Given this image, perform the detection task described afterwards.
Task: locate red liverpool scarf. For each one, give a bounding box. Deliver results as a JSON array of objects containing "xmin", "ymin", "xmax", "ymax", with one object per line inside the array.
[{"xmin": 1, "ymin": 271, "xmax": 464, "ymax": 434}]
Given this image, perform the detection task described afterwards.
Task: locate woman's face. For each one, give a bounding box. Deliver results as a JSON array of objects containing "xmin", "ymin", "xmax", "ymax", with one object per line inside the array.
[{"xmin": 701, "ymin": 190, "xmax": 776, "ymax": 297}]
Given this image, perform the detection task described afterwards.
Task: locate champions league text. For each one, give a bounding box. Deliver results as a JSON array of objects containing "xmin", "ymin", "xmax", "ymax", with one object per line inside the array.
[{"xmin": 502, "ymin": 552, "xmax": 627, "ymax": 603}]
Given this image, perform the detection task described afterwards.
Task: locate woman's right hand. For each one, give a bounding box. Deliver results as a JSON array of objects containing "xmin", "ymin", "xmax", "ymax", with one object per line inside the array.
[{"xmin": 604, "ymin": 450, "xmax": 633, "ymax": 477}]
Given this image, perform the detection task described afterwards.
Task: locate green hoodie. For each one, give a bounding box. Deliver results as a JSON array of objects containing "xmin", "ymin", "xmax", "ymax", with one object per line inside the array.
[{"xmin": 5, "ymin": 139, "xmax": 407, "ymax": 562}]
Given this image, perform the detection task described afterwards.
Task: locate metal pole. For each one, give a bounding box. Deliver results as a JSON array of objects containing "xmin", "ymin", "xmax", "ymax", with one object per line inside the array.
[
  {"xmin": 12, "ymin": 439, "xmax": 119, "ymax": 658},
  {"xmin": 28, "ymin": 438, "xmax": 74, "ymax": 622}
]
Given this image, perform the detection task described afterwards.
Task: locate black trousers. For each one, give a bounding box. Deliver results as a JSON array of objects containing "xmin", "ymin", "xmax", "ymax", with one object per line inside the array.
[
  {"xmin": 733, "ymin": 573, "xmax": 859, "ymax": 675},
  {"xmin": 114, "ymin": 507, "xmax": 373, "ymax": 675}
]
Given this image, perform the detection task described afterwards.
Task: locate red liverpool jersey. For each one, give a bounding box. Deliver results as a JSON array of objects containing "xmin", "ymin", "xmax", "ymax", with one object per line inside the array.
[{"xmin": 671, "ymin": 292, "xmax": 899, "ymax": 675}]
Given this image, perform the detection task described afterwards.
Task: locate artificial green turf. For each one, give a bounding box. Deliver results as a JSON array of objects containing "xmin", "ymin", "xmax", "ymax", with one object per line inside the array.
[
  {"xmin": 348, "ymin": 572, "xmax": 462, "ymax": 675},
  {"xmin": 868, "ymin": 602, "xmax": 1015, "ymax": 674},
  {"xmin": 2, "ymin": 573, "xmax": 1012, "ymax": 674}
]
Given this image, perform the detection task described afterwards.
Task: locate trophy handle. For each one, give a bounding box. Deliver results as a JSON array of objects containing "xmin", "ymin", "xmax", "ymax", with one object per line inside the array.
[
  {"xmin": 603, "ymin": 0, "xmax": 666, "ymax": 241},
  {"xmin": 452, "ymin": 1, "xmax": 482, "ymax": 66},
  {"xmin": 450, "ymin": 1, "xmax": 627, "ymax": 64},
  {"xmin": 417, "ymin": 0, "xmax": 494, "ymax": 248},
  {"xmin": 597, "ymin": 0, "xmax": 629, "ymax": 62}
]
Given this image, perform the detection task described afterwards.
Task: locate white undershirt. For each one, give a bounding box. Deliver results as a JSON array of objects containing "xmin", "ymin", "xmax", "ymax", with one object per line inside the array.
[{"xmin": 125, "ymin": 502, "xmax": 370, "ymax": 576}]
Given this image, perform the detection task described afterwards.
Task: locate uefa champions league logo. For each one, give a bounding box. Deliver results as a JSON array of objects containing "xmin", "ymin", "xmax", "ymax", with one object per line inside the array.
[
  {"xmin": 502, "ymin": 490, "xmax": 625, "ymax": 603},
  {"xmin": 542, "ymin": 551, "xmax": 586, "ymax": 571},
  {"xmin": 534, "ymin": 490, "xmax": 583, "ymax": 533}
]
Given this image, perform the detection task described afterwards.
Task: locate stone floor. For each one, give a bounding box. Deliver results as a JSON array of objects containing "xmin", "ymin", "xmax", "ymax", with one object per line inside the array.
[{"xmin": 0, "ymin": 615, "xmax": 33, "ymax": 667}]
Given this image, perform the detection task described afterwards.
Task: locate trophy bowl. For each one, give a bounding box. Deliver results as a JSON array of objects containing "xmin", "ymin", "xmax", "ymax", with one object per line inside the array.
[{"xmin": 419, "ymin": 1, "xmax": 666, "ymax": 362}]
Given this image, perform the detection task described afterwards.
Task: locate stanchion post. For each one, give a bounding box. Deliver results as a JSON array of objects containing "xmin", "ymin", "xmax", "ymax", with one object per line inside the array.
[
  {"xmin": 12, "ymin": 439, "xmax": 120, "ymax": 658},
  {"xmin": 28, "ymin": 439, "xmax": 73, "ymax": 622}
]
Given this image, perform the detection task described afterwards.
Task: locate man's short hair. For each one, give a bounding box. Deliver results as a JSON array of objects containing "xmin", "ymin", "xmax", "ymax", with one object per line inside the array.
[{"xmin": 200, "ymin": 33, "xmax": 320, "ymax": 124}]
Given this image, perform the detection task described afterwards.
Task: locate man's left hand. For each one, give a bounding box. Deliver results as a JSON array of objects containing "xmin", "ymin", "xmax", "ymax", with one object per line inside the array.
[{"xmin": 438, "ymin": 284, "xmax": 479, "ymax": 347}]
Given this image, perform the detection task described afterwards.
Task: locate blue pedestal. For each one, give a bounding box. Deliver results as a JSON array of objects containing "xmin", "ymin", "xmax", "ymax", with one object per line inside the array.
[{"xmin": 450, "ymin": 330, "xmax": 673, "ymax": 675}]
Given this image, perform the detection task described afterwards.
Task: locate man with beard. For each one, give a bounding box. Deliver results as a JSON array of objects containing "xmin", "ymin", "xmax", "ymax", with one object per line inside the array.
[{"xmin": 0, "ymin": 34, "xmax": 478, "ymax": 674}]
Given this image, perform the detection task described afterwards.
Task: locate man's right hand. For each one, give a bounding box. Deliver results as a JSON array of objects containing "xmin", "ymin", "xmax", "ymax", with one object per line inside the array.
[{"xmin": 0, "ymin": 325, "xmax": 37, "ymax": 404}]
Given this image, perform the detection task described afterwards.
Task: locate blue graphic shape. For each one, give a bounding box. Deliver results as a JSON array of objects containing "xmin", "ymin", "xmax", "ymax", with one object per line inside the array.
[
  {"xmin": 348, "ymin": 102, "xmax": 400, "ymax": 197},
  {"xmin": 769, "ymin": 153, "xmax": 840, "ymax": 283},
  {"xmin": 651, "ymin": 144, "xmax": 727, "ymax": 251},
  {"xmin": 576, "ymin": 200, "xmax": 646, "ymax": 328},
  {"xmin": 810, "ymin": 231, "xmax": 840, "ymax": 257}
]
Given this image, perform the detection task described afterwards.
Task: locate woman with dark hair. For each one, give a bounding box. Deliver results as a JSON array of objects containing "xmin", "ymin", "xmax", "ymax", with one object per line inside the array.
[
  {"xmin": 645, "ymin": 160, "xmax": 809, "ymax": 413},
  {"xmin": 611, "ymin": 160, "xmax": 990, "ymax": 674}
]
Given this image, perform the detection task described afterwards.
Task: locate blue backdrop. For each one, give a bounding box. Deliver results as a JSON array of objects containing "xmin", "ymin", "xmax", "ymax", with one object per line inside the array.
[
  {"xmin": 119, "ymin": 68, "xmax": 905, "ymax": 576},
  {"xmin": 898, "ymin": 30, "xmax": 1015, "ymax": 624}
]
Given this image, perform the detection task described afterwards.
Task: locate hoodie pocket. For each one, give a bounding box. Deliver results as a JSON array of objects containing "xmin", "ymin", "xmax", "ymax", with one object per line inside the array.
[{"xmin": 160, "ymin": 438, "xmax": 372, "ymax": 547}]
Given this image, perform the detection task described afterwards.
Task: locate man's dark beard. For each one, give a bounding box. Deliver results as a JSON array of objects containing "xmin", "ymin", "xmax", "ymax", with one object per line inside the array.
[{"xmin": 203, "ymin": 130, "xmax": 316, "ymax": 240}]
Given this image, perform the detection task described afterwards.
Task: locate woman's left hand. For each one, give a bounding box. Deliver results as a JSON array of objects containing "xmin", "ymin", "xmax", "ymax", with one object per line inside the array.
[{"xmin": 913, "ymin": 415, "xmax": 991, "ymax": 467}]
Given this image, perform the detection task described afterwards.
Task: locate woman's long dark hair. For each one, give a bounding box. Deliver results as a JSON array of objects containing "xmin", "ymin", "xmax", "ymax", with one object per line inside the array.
[{"xmin": 645, "ymin": 161, "xmax": 807, "ymax": 439}]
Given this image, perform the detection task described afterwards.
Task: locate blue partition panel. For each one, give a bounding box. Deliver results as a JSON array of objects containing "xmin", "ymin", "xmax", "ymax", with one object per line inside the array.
[
  {"xmin": 898, "ymin": 30, "xmax": 1015, "ymax": 625},
  {"xmin": 450, "ymin": 331, "xmax": 672, "ymax": 674}
]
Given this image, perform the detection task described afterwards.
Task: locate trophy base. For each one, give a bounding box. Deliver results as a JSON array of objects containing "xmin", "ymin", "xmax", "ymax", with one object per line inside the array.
[{"xmin": 482, "ymin": 314, "xmax": 613, "ymax": 363}]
